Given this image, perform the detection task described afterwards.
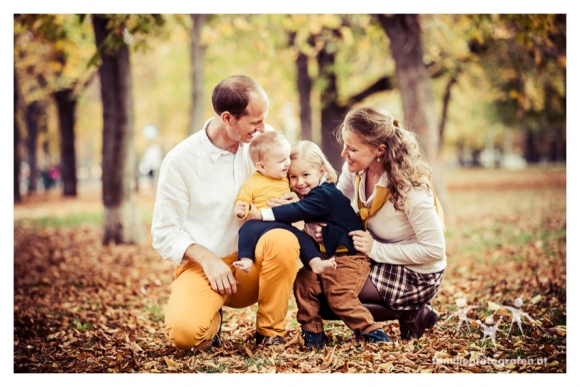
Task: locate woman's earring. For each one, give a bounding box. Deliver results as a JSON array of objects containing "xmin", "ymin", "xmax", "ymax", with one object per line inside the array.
[{"xmin": 377, "ymin": 157, "xmax": 381, "ymax": 163}]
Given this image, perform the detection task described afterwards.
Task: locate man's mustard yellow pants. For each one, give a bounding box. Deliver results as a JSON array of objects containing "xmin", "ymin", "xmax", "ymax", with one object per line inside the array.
[{"xmin": 164, "ymin": 229, "xmax": 299, "ymax": 350}]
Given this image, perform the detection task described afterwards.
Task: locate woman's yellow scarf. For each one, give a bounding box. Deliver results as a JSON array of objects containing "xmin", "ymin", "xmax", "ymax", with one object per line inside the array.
[{"xmin": 355, "ymin": 173, "xmax": 445, "ymax": 232}]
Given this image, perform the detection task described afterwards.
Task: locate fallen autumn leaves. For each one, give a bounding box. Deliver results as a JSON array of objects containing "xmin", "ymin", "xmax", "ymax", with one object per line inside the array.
[{"xmin": 14, "ymin": 168, "xmax": 566, "ymax": 373}]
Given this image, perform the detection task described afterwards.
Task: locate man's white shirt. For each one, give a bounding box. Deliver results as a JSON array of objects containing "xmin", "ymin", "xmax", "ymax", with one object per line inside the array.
[{"xmin": 151, "ymin": 119, "xmax": 262, "ymax": 266}]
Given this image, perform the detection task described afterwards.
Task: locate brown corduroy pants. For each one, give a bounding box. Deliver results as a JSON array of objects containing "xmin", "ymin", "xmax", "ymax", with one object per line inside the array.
[{"xmin": 293, "ymin": 253, "xmax": 383, "ymax": 335}]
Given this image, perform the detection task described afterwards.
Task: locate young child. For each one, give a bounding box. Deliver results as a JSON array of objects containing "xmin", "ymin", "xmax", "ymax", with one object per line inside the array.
[
  {"xmin": 247, "ymin": 140, "xmax": 391, "ymax": 348},
  {"xmin": 233, "ymin": 131, "xmax": 337, "ymax": 274}
]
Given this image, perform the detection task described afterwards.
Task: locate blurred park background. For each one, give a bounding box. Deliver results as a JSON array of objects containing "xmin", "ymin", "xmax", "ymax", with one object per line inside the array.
[{"xmin": 13, "ymin": 14, "xmax": 568, "ymax": 373}]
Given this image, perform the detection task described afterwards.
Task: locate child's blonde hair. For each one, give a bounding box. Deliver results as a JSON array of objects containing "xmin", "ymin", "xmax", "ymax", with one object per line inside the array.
[
  {"xmin": 290, "ymin": 140, "xmax": 338, "ymax": 183},
  {"xmin": 249, "ymin": 131, "xmax": 288, "ymax": 165}
]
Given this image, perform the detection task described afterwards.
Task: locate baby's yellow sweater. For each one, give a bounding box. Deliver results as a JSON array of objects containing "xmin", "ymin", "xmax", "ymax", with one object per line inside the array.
[{"xmin": 235, "ymin": 171, "xmax": 290, "ymax": 219}]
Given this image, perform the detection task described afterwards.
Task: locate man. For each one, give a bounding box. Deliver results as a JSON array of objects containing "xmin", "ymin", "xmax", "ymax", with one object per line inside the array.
[{"xmin": 151, "ymin": 75, "xmax": 299, "ymax": 350}]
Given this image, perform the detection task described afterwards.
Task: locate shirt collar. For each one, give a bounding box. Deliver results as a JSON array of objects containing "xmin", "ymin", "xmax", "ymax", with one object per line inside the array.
[
  {"xmin": 200, "ymin": 118, "xmax": 237, "ymax": 162},
  {"xmin": 359, "ymin": 169, "xmax": 388, "ymax": 187}
]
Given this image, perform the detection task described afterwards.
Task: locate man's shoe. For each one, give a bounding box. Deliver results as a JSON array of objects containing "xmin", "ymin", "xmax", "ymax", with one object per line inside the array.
[
  {"xmin": 255, "ymin": 332, "xmax": 286, "ymax": 346},
  {"xmin": 212, "ymin": 308, "xmax": 223, "ymax": 348},
  {"xmin": 301, "ymin": 330, "xmax": 327, "ymax": 350},
  {"xmin": 398, "ymin": 305, "xmax": 440, "ymax": 340},
  {"xmin": 361, "ymin": 328, "xmax": 392, "ymax": 343},
  {"xmin": 193, "ymin": 308, "xmax": 223, "ymax": 353}
]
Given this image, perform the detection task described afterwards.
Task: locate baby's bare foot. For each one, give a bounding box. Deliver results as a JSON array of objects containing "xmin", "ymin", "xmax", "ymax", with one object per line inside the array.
[
  {"xmin": 233, "ymin": 259, "xmax": 252, "ymax": 273},
  {"xmin": 310, "ymin": 257, "xmax": 337, "ymax": 274}
]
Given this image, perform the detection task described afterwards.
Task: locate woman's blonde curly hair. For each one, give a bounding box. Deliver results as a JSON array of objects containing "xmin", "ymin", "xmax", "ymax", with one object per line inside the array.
[{"xmin": 336, "ymin": 106, "xmax": 433, "ymax": 211}]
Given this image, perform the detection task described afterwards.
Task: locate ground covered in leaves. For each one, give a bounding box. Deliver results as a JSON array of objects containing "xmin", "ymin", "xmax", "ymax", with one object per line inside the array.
[{"xmin": 13, "ymin": 167, "xmax": 567, "ymax": 373}]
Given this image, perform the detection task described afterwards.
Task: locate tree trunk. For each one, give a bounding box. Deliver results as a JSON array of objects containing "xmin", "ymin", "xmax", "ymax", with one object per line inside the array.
[
  {"xmin": 378, "ymin": 14, "xmax": 451, "ymax": 213},
  {"xmin": 188, "ymin": 14, "xmax": 207, "ymax": 136},
  {"xmin": 25, "ymin": 100, "xmax": 40, "ymax": 194},
  {"xmin": 296, "ymin": 49, "xmax": 313, "ymax": 141},
  {"xmin": 54, "ymin": 88, "xmax": 78, "ymax": 197},
  {"xmin": 92, "ymin": 15, "xmax": 144, "ymax": 245},
  {"xmin": 14, "ymin": 70, "xmax": 21, "ymax": 203},
  {"xmin": 318, "ymin": 43, "xmax": 348, "ymax": 172},
  {"xmin": 439, "ymin": 71, "xmax": 460, "ymax": 151}
]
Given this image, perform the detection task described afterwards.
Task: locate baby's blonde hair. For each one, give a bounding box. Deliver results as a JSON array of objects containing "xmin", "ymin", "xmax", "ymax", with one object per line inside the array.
[
  {"xmin": 290, "ymin": 140, "xmax": 338, "ymax": 183},
  {"xmin": 249, "ymin": 131, "xmax": 288, "ymax": 165}
]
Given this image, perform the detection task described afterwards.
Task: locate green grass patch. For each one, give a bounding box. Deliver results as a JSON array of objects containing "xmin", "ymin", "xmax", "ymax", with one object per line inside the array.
[
  {"xmin": 14, "ymin": 208, "xmax": 152, "ymax": 229},
  {"xmin": 15, "ymin": 211, "xmax": 103, "ymax": 228},
  {"xmin": 145, "ymin": 304, "xmax": 164, "ymax": 322}
]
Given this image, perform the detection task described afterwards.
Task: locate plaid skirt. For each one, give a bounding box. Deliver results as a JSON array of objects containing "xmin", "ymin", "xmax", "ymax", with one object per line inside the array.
[{"xmin": 369, "ymin": 263, "xmax": 444, "ymax": 311}]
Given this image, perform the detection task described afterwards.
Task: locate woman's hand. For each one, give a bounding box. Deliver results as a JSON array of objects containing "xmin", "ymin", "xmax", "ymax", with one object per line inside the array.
[
  {"xmin": 246, "ymin": 202, "xmax": 262, "ymax": 221},
  {"xmin": 303, "ymin": 222, "xmax": 327, "ymax": 244},
  {"xmin": 268, "ymin": 192, "xmax": 299, "ymax": 207},
  {"xmin": 349, "ymin": 230, "xmax": 374, "ymax": 255}
]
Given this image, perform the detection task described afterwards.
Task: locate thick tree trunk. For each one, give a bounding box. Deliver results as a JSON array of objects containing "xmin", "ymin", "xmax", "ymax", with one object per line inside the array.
[
  {"xmin": 188, "ymin": 14, "xmax": 207, "ymax": 136},
  {"xmin": 296, "ymin": 50, "xmax": 313, "ymax": 141},
  {"xmin": 54, "ymin": 88, "xmax": 78, "ymax": 197},
  {"xmin": 439, "ymin": 71, "xmax": 460, "ymax": 151},
  {"xmin": 379, "ymin": 14, "xmax": 438, "ymax": 162},
  {"xmin": 92, "ymin": 15, "xmax": 144, "ymax": 245},
  {"xmin": 25, "ymin": 100, "xmax": 40, "ymax": 194},
  {"xmin": 378, "ymin": 14, "xmax": 450, "ymax": 213},
  {"xmin": 525, "ymin": 129, "xmax": 540, "ymax": 163},
  {"xmin": 14, "ymin": 70, "xmax": 21, "ymax": 203},
  {"xmin": 318, "ymin": 44, "xmax": 348, "ymax": 172}
]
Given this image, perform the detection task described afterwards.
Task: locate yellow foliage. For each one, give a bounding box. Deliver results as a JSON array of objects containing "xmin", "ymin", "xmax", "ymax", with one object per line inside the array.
[
  {"xmin": 340, "ymin": 26, "xmax": 353, "ymax": 46},
  {"xmin": 233, "ymin": 17, "xmax": 252, "ymax": 32}
]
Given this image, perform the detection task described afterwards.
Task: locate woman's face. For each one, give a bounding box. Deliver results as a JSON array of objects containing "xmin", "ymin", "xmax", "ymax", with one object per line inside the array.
[{"xmin": 340, "ymin": 128, "xmax": 382, "ymax": 173}]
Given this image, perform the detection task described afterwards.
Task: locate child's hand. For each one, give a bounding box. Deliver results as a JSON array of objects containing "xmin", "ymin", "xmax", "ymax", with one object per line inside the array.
[
  {"xmin": 233, "ymin": 258, "xmax": 253, "ymax": 273},
  {"xmin": 268, "ymin": 192, "xmax": 299, "ymax": 207},
  {"xmin": 246, "ymin": 202, "xmax": 262, "ymax": 221},
  {"xmin": 235, "ymin": 202, "xmax": 247, "ymax": 218}
]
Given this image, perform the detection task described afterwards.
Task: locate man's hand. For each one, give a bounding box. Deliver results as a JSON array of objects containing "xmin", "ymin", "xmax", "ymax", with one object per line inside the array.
[
  {"xmin": 268, "ymin": 192, "xmax": 299, "ymax": 207},
  {"xmin": 184, "ymin": 244, "xmax": 238, "ymax": 295},
  {"xmin": 235, "ymin": 202, "xmax": 247, "ymax": 218},
  {"xmin": 303, "ymin": 222, "xmax": 327, "ymax": 244}
]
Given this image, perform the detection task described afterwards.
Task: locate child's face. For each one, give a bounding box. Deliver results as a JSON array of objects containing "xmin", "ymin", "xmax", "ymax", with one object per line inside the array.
[
  {"xmin": 257, "ymin": 140, "xmax": 291, "ymax": 179},
  {"xmin": 288, "ymin": 158, "xmax": 324, "ymax": 198}
]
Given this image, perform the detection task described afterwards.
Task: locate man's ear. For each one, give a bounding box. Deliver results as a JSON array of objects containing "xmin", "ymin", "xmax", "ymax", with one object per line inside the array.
[{"xmin": 221, "ymin": 111, "xmax": 233, "ymax": 124}]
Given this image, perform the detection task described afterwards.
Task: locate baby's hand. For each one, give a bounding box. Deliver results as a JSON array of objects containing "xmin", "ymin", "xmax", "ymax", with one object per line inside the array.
[
  {"xmin": 233, "ymin": 258, "xmax": 253, "ymax": 273},
  {"xmin": 235, "ymin": 202, "xmax": 247, "ymax": 218}
]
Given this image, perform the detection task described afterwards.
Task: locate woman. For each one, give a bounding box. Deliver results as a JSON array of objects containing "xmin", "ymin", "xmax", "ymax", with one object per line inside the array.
[{"xmin": 300, "ymin": 106, "xmax": 446, "ymax": 341}]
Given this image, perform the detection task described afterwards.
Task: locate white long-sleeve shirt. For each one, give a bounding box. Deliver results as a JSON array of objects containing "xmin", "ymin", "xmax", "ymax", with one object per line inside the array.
[
  {"xmin": 336, "ymin": 162, "xmax": 447, "ymax": 274},
  {"xmin": 151, "ymin": 120, "xmax": 255, "ymax": 266}
]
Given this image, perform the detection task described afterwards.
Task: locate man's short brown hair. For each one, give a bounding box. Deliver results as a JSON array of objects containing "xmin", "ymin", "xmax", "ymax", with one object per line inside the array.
[{"xmin": 212, "ymin": 75, "xmax": 265, "ymax": 119}]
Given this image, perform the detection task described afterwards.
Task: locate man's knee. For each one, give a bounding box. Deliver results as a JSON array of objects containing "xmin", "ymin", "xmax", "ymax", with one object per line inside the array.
[
  {"xmin": 165, "ymin": 322, "xmax": 202, "ymax": 350},
  {"xmin": 257, "ymin": 228, "xmax": 300, "ymax": 267},
  {"xmin": 165, "ymin": 310, "xmax": 220, "ymax": 350}
]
